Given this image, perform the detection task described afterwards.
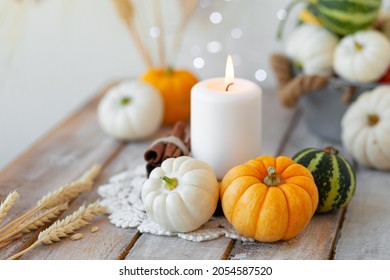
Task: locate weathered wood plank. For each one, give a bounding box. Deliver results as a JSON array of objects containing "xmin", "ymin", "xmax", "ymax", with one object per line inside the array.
[
  {"xmin": 231, "ymin": 110, "xmax": 347, "ymax": 260},
  {"xmin": 12, "ymin": 129, "xmax": 171, "ymax": 259},
  {"xmin": 334, "ymin": 166, "xmax": 390, "ymax": 260},
  {"xmin": 126, "ymin": 235, "xmax": 235, "ymax": 260},
  {"xmin": 124, "ymin": 90, "xmax": 298, "ymax": 260},
  {"xmin": 260, "ymin": 91, "xmax": 298, "ymax": 156},
  {"xmin": 0, "ymin": 83, "xmax": 124, "ymax": 259}
]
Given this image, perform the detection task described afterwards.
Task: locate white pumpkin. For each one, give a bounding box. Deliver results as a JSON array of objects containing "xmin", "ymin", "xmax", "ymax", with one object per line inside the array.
[
  {"xmin": 341, "ymin": 86, "xmax": 390, "ymax": 170},
  {"xmin": 98, "ymin": 81, "xmax": 163, "ymax": 140},
  {"xmin": 142, "ymin": 156, "xmax": 219, "ymax": 233},
  {"xmin": 285, "ymin": 24, "xmax": 339, "ymax": 75},
  {"xmin": 334, "ymin": 30, "xmax": 390, "ymax": 83}
]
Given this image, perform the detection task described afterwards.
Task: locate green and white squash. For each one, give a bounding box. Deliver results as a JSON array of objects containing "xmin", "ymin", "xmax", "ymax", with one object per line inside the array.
[
  {"xmin": 277, "ymin": 0, "xmax": 382, "ymax": 39},
  {"xmin": 306, "ymin": 0, "xmax": 382, "ymax": 36},
  {"xmin": 293, "ymin": 147, "xmax": 356, "ymax": 213}
]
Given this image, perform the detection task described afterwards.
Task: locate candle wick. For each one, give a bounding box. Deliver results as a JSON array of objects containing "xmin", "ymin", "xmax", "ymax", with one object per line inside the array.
[{"xmin": 225, "ymin": 83, "xmax": 234, "ymax": 92}]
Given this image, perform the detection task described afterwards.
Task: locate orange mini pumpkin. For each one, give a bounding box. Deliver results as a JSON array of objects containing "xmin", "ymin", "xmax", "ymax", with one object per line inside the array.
[
  {"xmin": 220, "ymin": 155, "xmax": 319, "ymax": 242},
  {"xmin": 142, "ymin": 67, "xmax": 198, "ymax": 125}
]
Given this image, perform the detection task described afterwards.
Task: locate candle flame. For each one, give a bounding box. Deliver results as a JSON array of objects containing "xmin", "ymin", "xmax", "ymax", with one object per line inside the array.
[{"xmin": 224, "ymin": 55, "xmax": 234, "ymax": 91}]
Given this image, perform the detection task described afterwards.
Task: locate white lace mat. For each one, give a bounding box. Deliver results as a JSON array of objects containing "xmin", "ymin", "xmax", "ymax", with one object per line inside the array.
[{"xmin": 97, "ymin": 165, "xmax": 254, "ymax": 242}]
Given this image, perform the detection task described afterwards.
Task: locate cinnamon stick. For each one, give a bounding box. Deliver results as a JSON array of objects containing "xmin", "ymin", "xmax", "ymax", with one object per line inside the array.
[
  {"xmin": 144, "ymin": 121, "xmax": 189, "ymax": 177},
  {"xmin": 144, "ymin": 142, "xmax": 165, "ymax": 164},
  {"xmin": 162, "ymin": 121, "xmax": 187, "ymax": 161}
]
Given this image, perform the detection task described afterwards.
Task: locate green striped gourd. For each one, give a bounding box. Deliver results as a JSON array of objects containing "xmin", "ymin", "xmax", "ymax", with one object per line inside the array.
[
  {"xmin": 277, "ymin": 0, "xmax": 382, "ymax": 39},
  {"xmin": 293, "ymin": 146, "xmax": 356, "ymax": 213},
  {"xmin": 307, "ymin": 0, "xmax": 382, "ymax": 36}
]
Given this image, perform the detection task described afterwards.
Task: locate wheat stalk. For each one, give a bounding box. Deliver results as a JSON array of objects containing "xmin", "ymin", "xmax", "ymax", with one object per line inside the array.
[
  {"xmin": 0, "ymin": 165, "xmax": 101, "ymax": 235},
  {"xmin": 7, "ymin": 201, "xmax": 107, "ymax": 260},
  {"xmin": 0, "ymin": 233, "xmax": 22, "ymax": 249},
  {"xmin": 0, "ymin": 203, "xmax": 69, "ymax": 248},
  {"xmin": 113, "ymin": 0, "xmax": 154, "ymax": 68},
  {"xmin": 20, "ymin": 203, "xmax": 68, "ymax": 233},
  {"xmin": 16, "ymin": 203, "xmax": 68, "ymax": 234},
  {"xmin": 37, "ymin": 164, "xmax": 101, "ymax": 208},
  {"xmin": 0, "ymin": 191, "xmax": 19, "ymax": 224}
]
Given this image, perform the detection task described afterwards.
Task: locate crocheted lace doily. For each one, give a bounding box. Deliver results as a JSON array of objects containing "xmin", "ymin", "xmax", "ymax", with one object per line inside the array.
[{"xmin": 97, "ymin": 165, "xmax": 253, "ymax": 242}]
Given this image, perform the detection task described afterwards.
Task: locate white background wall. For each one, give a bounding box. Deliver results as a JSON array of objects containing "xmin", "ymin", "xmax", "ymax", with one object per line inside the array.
[{"xmin": 0, "ymin": 0, "xmax": 389, "ymax": 169}]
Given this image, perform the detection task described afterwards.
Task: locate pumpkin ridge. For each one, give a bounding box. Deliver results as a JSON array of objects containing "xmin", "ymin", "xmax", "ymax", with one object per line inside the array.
[
  {"xmin": 284, "ymin": 177, "xmax": 318, "ymax": 214},
  {"xmin": 220, "ymin": 166, "xmax": 261, "ymax": 198},
  {"xmin": 251, "ymin": 183, "xmax": 271, "ymax": 239},
  {"xmin": 231, "ymin": 183, "xmax": 269, "ymax": 237},
  {"xmin": 245, "ymin": 160, "xmax": 268, "ymax": 179},
  {"xmin": 178, "ymin": 184, "xmax": 218, "ymax": 213},
  {"xmin": 277, "ymin": 185, "xmax": 291, "ymax": 240},
  {"xmin": 275, "ymin": 156, "xmax": 296, "ymax": 175},
  {"xmin": 253, "ymin": 182, "xmax": 269, "ymax": 236},
  {"xmin": 152, "ymin": 193, "xmax": 173, "ymax": 231},
  {"xmin": 372, "ymin": 128, "xmax": 390, "ymax": 166},
  {"xmin": 166, "ymin": 192, "xmax": 201, "ymax": 232},
  {"xmin": 221, "ymin": 176, "xmax": 261, "ymax": 222},
  {"xmin": 181, "ymin": 172, "xmax": 219, "ymax": 199},
  {"xmin": 282, "ymin": 163, "xmax": 314, "ymax": 180},
  {"xmin": 285, "ymin": 182, "xmax": 317, "ymax": 215},
  {"xmin": 375, "ymin": 128, "xmax": 390, "ymax": 167},
  {"xmin": 176, "ymin": 186, "xmax": 215, "ymax": 226},
  {"xmin": 279, "ymin": 183, "xmax": 313, "ymax": 240},
  {"xmin": 256, "ymin": 156, "xmax": 276, "ymax": 175},
  {"xmin": 359, "ymin": 130, "xmax": 370, "ymax": 166}
]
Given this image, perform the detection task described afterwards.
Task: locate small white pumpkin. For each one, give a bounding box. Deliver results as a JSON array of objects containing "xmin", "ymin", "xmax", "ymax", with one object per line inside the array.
[
  {"xmin": 341, "ymin": 86, "xmax": 390, "ymax": 170},
  {"xmin": 142, "ymin": 156, "xmax": 219, "ymax": 233},
  {"xmin": 285, "ymin": 24, "xmax": 339, "ymax": 75},
  {"xmin": 98, "ymin": 81, "xmax": 163, "ymax": 140},
  {"xmin": 334, "ymin": 30, "xmax": 390, "ymax": 83}
]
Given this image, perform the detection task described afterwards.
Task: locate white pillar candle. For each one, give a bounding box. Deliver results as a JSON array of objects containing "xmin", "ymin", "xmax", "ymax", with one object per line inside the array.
[{"xmin": 191, "ymin": 56, "xmax": 262, "ymax": 179}]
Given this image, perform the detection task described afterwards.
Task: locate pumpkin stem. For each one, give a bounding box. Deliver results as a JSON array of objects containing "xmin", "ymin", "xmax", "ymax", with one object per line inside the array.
[
  {"xmin": 367, "ymin": 114, "xmax": 380, "ymax": 126},
  {"xmin": 293, "ymin": 61, "xmax": 303, "ymax": 72},
  {"xmin": 119, "ymin": 96, "xmax": 131, "ymax": 106},
  {"xmin": 354, "ymin": 41, "xmax": 364, "ymax": 52},
  {"xmin": 166, "ymin": 66, "xmax": 174, "ymax": 76},
  {"xmin": 323, "ymin": 146, "xmax": 339, "ymax": 156},
  {"xmin": 161, "ymin": 176, "xmax": 179, "ymax": 191},
  {"xmin": 263, "ymin": 167, "xmax": 282, "ymax": 187}
]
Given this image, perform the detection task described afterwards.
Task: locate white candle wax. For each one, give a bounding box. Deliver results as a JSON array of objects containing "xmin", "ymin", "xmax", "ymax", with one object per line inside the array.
[{"xmin": 191, "ymin": 77, "xmax": 262, "ymax": 179}]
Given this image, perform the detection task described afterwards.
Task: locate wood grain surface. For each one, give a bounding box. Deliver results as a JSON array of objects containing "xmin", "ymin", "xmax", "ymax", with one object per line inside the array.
[{"xmin": 1, "ymin": 82, "xmax": 389, "ymax": 260}]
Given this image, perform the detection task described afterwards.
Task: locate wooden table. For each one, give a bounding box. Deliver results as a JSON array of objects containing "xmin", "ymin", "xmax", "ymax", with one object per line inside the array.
[{"xmin": 1, "ymin": 82, "xmax": 389, "ymax": 260}]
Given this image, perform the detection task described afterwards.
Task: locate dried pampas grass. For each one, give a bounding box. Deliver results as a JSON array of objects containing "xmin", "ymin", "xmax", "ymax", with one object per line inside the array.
[
  {"xmin": 171, "ymin": 0, "xmax": 198, "ymax": 63},
  {"xmin": 112, "ymin": 0, "xmax": 198, "ymax": 68},
  {"xmin": 113, "ymin": 0, "xmax": 154, "ymax": 68}
]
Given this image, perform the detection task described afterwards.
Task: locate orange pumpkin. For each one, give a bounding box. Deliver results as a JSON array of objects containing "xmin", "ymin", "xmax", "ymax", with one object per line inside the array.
[
  {"xmin": 142, "ymin": 67, "xmax": 198, "ymax": 125},
  {"xmin": 220, "ymin": 155, "xmax": 318, "ymax": 242}
]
